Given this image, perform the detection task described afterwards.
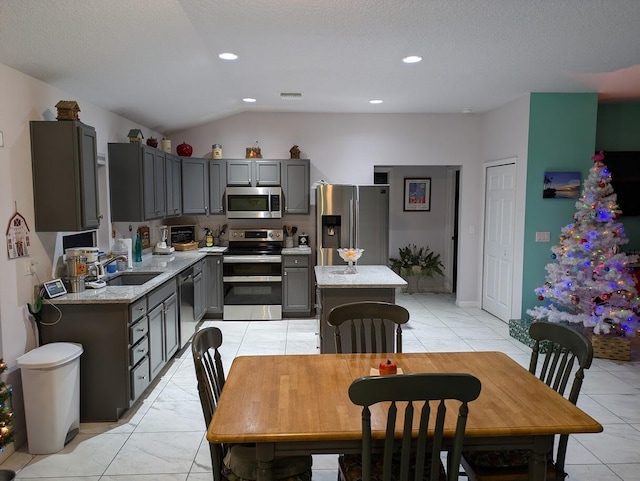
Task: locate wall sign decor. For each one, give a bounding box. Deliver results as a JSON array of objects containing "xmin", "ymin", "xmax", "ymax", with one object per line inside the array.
[
  {"xmin": 6, "ymin": 210, "xmax": 31, "ymax": 259},
  {"xmin": 543, "ymin": 171, "xmax": 581, "ymax": 199},
  {"xmin": 403, "ymin": 178, "xmax": 431, "ymax": 211}
]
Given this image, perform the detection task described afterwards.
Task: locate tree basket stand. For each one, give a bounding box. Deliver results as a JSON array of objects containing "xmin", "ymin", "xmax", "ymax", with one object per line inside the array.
[{"xmin": 591, "ymin": 335, "xmax": 631, "ymax": 361}]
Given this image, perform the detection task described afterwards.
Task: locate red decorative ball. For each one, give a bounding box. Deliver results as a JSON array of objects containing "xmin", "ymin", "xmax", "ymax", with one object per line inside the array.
[
  {"xmin": 599, "ymin": 182, "xmax": 605, "ymax": 188},
  {"xmin": 176, "ymin": 142, "xmax": 193, "ymax": 157},
  {"xmin": 538, "ymin": 295, "xmax": 544, "ymax": 301},
  {"xmin": 580, "ymin": 238, "xmax": 587, "ymax": 244}
]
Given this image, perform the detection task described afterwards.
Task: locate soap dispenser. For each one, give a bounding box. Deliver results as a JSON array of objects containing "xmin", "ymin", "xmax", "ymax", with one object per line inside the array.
[
  {"xmin": 134, "ymin": 233, "xmax": 142, "ymax": 262},
  {"xmin": 205, "ymin": 228, "xmax": 214, "ymax": 247}
]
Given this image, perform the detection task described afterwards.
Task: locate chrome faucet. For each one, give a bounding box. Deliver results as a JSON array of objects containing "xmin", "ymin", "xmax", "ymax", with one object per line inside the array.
[{"xmin": 101, "ymin": 255, "xmax": 128, "ymax": 267}]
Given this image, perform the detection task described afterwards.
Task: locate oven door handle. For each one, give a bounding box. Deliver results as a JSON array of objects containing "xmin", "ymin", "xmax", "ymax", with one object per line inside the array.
[
  {"xmin": 223, "ymin": 255, "xmax": 282, "ymax": 263},
  {"xmin": 223, "ymin": 275, "xmax": 282, "ymax": 283}
]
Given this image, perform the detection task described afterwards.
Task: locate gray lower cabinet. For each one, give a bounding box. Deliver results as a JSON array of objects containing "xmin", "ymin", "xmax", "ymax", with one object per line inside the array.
[
  {"xmin": 282, "ymin": 159, "xmax": 310, "ymax": 214},
  {"xmin": 205, "ymin": 254, "xmax": 223, "ymax": 317},
  {"xmin": 166, "ymin": 153, "xmax": 182, "ymax": 216},
  {"xmin": 194, "ymin": 260, "xmax": 206, "ymax": 321},
  {"xmin": 40, "ymin": 279, "xmax": 177, "ymax": 422},
  {"xmin": 283, "ymin": 255, "xmax": 311, "ymax": 316},
  {"xmin": 108, "ymin": 143, "xmax": 167, "ymax": 221},
  {"xmin": 30, "ymin": 120, "xmax": 101, "ymax": 231},
  {"xmin": 226, "ymin": 159, "xmax": 281, "ymax": 186},
  {"xmin": 148, "ymin": 281, "xmax": 179, "ymax": 379}
]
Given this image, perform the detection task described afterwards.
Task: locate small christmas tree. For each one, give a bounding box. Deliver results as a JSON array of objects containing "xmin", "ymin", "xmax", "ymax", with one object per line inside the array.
[
  {"xmin": 527, "ymin": 151, "xmax": 640, "ymax": 336},
  {"xmin": 0, "ymin": 359, "xmax": 14, "ymax": 451}
]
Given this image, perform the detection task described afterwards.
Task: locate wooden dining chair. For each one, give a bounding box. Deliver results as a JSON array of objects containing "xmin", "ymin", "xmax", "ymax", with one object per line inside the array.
[
  {"xmin": 191, "ymin": 327, "xmax": 312, "ymax": 481},
  {"xmin": 340, "ymin": 373, "xmax": 482, "ymax": 481},
  {"xmin": 460, "ymin": 321, "xmax": 594, "ymax": 481},
  {"xmin": 327, "ymin": 301, "xmax": 410, "ymax": 353}
]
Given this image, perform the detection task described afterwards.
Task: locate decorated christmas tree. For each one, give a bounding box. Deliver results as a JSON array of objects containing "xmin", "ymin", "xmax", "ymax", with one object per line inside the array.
[
  {"xmin": 527, "ymin": 151, "xmax": 640, "ymax": 337},
  {"xmin": 0, "ymin": 359, "xmax": 14, "ymax": 451}
]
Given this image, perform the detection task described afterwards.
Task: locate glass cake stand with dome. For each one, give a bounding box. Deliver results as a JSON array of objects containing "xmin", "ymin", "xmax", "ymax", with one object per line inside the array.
[{"xmin": 337, "ymin": 248, "xmax": 364, "ymax": 274}]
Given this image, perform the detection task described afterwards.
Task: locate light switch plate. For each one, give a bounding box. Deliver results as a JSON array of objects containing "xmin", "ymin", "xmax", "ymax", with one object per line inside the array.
[
  {"xmin": 0, "ymin": 131, "xmax": 4, "ymax": 147},
  {"xmin": 535, "ymin": 231, "xmax": 550, "ymax": 242}
]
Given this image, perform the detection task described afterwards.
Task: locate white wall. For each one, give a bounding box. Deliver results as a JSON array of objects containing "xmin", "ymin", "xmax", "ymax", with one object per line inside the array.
[
  {"xmin": 480, "ymin": 94, "xmax": 531, "ymax": 318},
  {"xmin": 172, "ymin": 111, "xmax": 484, "ymax": 304}
]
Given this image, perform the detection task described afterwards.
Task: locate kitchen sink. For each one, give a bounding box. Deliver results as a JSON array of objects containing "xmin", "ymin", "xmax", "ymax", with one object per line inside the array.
[{"xmin": 104, "ymin": 272, "xmax": 162, "ymax": 286}]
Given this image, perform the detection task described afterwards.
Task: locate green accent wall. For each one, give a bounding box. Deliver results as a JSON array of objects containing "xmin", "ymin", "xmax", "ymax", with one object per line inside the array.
[
  {"xmin": 596, "ymin": 103, "xmax": 640, "ymax": 249},
  {"xmin": 521, "ymin": 93, "xmax": 598, "ymax": 319}
]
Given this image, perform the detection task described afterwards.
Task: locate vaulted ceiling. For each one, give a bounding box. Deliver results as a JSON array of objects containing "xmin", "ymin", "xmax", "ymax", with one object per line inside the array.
[{"xmin": 1, "ymin": 0, "xmax": 639, "ymax": 133}]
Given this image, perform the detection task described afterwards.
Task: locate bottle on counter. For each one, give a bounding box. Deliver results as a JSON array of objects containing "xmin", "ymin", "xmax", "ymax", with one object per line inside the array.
[{"xmin": 134, "ymin": 233, "xmax": 142, "ymax": 262}]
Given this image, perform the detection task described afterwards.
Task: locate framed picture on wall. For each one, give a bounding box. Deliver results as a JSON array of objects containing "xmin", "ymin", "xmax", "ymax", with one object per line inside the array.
[
  {"xmin": 543, "ymin": 171, "xmax": 581, "ymax": 199},
  {"xmin": 403, "ymin": 178, "xmax": 431, "ymax": 211}
]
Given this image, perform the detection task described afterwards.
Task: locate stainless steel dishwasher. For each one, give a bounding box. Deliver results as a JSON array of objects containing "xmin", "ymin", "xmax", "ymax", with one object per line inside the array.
[{"xmin": 179, "ymin": 267, "xmax": 195, "ymax": 348}]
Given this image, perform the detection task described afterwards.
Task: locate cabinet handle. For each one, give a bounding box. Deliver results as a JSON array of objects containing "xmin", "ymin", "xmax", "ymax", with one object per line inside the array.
[
  {"xmin": 137, "ymin": 347, "xmax": 146, "ymax": 353},
  {"xmin": 139, "ymin": 375, "xmax": 147, "ymax": 380},
  {"xmin": 136, "ymin": 327, "xmax": 145, "ymax": 332},
  {"xmin": 137, "ymin": 307, "xmax": 145, "ymax": 312},
  {"xmin": 294, "ymin": 259, "xmax": 298, "ymax": 264}
]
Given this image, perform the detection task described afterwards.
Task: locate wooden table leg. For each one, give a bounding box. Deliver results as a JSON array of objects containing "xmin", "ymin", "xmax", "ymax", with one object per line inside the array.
[
  {"xmin": 255, "ymin": 443, "xmax": 275, "ymax": 481},
  {"xmin": 528, "ymin": 436, "xmax": 553, "ymax": 480}
]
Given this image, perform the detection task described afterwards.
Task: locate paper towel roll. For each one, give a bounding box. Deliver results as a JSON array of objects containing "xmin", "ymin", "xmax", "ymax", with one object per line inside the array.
[{"xmin": 121, "ymin": 238, "xmax": 133, "ymax": 268}]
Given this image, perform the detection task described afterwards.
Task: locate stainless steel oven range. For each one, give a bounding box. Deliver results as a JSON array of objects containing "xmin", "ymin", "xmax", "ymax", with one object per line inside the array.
[{"xmin": 223, "ymin": 228, "xmax": 284, "ymax": 320}]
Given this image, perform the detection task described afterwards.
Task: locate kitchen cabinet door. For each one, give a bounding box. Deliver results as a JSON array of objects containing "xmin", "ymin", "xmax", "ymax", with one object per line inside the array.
[
  {"xmin": 143, "ymin": 147, "xmax": 166, "ymax": 219},
  {"xmin": 205, "ymin": 255, "xmax": 223, "ymax": 316},
  {"xmin": 282, "ymin": 159, "xmax": 310, "ymax": 214},
  {"xmin": 226, "ymin": 159, "xmax": 281, "ymax": 186},
  {"xmin": 148, "ymin": 303, "xmax": 165, "ymax": 379},
  {"xmin": 109, "ymin": 143, "xmax": 167, "ymax": 221},
  {"xmin": 165, "ymin": 153, "xmax": 182, "ymax": 216},
  {"xmin": 30, "ymin": 120, "xmax": 101, "ymax": 231},
  {"xmin": 283, "ymin": 255, "xmax": 311, "ymax": 315},
  {"xmin": 209, "ymin": 160, "xmax": 226, "ymax": 214},
  {"xmin": 163, "ymin": 292, "xmax": 179, "ymax": 359},
  {"xmin": 182, "ymin": 157, "xmax": 209, "ymax": 215}
]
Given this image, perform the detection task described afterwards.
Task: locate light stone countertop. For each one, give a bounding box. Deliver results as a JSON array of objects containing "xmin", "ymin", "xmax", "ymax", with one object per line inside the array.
[
  {"xmin": 49, "ymin": 250, "xmax": 225, "ymax": 305},
  {"xmin": 314, "ymin": 265, "xmax": 407, "ymax": 288},
  {"xmin": 281, "ymin": 246, "xmax": 311, "ymax": 255}
]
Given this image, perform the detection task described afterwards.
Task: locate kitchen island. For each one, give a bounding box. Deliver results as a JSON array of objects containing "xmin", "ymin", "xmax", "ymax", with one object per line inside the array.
[{"xmin": 314, "ymin": 265, "xmax": 407, "ymax": 353}]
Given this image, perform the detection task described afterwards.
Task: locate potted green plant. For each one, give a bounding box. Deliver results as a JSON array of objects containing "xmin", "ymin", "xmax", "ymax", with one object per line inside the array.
[{"xmin": 390, "ymin": 244, "xmax": 444, "ymax": 292}]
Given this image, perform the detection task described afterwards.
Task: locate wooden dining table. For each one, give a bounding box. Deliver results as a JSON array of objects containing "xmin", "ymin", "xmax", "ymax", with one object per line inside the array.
[{"xmin": 207, "ymin": 352, "xmax": 602, "ymax": 481}]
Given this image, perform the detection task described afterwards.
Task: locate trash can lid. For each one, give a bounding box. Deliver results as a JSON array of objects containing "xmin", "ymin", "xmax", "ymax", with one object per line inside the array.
[{"xmin": 16, "ymin": 342, "xmax": 83, "ymax": 369}]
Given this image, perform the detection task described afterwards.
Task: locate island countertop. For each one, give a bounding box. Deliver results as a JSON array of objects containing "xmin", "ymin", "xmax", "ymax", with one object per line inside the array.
[{"xmin": 314, "ymin": 265, "xmax": 407, "ymax": 288}]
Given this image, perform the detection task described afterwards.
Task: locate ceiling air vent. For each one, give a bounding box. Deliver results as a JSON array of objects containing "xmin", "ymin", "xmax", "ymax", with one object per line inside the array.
[{"xmin": 280, "ymin": 92, "xmax": 303, "ymax": 99}]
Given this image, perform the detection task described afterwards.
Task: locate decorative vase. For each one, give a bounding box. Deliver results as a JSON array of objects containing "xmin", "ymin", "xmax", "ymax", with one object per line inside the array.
[
  {"xmin": 345, "ymin": 261, "xmax": 357, "ymax": 274},
  {"xmin": 177, "ymin": 142, "xmax": 193, "ymax": 157}
]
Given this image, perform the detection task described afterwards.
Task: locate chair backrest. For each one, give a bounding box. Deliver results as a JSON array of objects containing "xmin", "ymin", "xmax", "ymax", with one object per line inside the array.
[
  {"xmin": 327, "ymin": 301, "xmax": 410, "ymax": 353},
  {"xmin": 191, "ymin": 326, "xmax": 226, "ymax": 481},
  {"xmin": 349, "ymin": 373, "xmax": 482, "ymax": 481},
  {"xmin": 527, "ymin": 321, "xmax": 593, "ymax": 473}
]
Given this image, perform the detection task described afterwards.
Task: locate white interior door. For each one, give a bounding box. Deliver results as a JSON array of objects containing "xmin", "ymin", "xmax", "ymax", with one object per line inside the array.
[{"xmin": 482, "ymin": 163, "xmax": 516, "ymax": 321}]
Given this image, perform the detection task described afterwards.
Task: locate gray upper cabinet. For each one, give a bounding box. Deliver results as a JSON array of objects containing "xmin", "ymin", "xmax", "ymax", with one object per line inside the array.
[
  {"xmin": 282, "ymin": 159, "xmax": 310, "ymax": 214},
  {"xmin": 227, "ymin": 159, "xmax": 280, "ymax": 186},
  {"xmin": 209, "ymin": 160, "xmax": 226, "ymax": 214},
  {"xmin": 165, "ymin": 153, "xmax": 182, "ymax": 217},
  {"xmin": 108, "ymin": 143, "xmax": 166, "ymax": 221},
  {"xmin": 181, "ymin": 157, "xmax": 209, "ymax": 215},
  {"xmin": 30, "ymin": 120, "xmax": 100, "ymax": 231}
]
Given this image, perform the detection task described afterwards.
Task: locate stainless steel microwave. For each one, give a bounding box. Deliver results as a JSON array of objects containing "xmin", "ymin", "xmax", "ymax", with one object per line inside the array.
[{"xmin": 225, "ymin": 186, "xmax": 282, "ymax": 219}]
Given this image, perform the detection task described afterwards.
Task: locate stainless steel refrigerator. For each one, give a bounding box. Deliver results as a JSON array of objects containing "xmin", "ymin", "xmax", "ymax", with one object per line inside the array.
[{"xmin": 316, "ymin": 184, "xmax": 389, "ymax": 266}]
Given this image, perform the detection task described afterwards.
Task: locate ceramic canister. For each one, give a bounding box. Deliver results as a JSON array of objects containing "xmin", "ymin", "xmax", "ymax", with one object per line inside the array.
[
  {"xmin": 161, "ymin": 138, "xmax": 171, "ymax": 153},
  {"xmin": 212, "ymin": 144, "xmax": 223, "ymax": 159}
]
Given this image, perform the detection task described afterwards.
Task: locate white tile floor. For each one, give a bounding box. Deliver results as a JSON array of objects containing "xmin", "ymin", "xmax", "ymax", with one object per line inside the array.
[{"xmin": 2, "ymin": 292, "xmax": 640, "ymax": 481}]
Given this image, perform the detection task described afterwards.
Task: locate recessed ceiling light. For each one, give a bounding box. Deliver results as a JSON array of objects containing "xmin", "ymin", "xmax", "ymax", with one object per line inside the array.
[
  {"xmin": 219, "ymin": 52, "xmax": 238, "ymax": 60},
  {"xmin": 243, "ymin": 97, "xmax": 256, "ymax": 103},
  {"xmin": 369, "ymin": 99, "xmax": 383, "ymax": 104},
  {"xmin": 462, "ymin": 108, "xmax": 472, "ymax": 114},
  {"xmin": 402, "ymin": 55, "xmax": 422, "ymax": 64}
]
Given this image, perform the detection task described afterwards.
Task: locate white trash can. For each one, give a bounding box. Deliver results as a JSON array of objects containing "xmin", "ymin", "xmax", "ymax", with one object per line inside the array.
[{"xmin": 16, "ymin": 342, "xmax": 83, "ymax": 454}]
